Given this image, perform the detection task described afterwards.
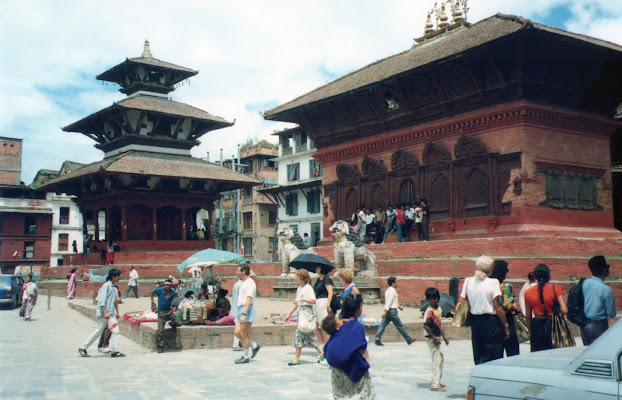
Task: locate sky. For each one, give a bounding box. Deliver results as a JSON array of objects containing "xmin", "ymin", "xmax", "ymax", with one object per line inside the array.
[{"xmin": 1, "ymin": 0, "xmax": 621, "ymax": 185}]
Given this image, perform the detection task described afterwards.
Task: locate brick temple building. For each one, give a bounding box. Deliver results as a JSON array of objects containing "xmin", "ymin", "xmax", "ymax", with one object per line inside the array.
[
  {"xmin": 37, "ymin": 41, "xmax": 259, "ymax": 252},
  {"xmin": 0, "ymin": 137, "xmax": 53, "ymax": 273},
  {"xmin": 264, "ymin": 13, "xmax": 622, "ymax": 240}
]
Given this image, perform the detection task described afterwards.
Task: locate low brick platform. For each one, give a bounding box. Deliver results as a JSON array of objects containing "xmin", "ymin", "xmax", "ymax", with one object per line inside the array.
[{"xmin": 67, "ymin": 298, "xmax": 476, "ymax": 351}]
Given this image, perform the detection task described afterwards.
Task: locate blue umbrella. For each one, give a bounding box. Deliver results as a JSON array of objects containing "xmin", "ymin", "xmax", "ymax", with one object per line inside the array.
[{"xmin": 177, "ymin": 248, "xmax": 245, "ymax": 274}]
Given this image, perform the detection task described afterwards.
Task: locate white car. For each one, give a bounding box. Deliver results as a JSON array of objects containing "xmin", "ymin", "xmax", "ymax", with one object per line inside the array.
[{"xmin": 467, "ymin": 319, "xmax": 621, "ymax": 399}]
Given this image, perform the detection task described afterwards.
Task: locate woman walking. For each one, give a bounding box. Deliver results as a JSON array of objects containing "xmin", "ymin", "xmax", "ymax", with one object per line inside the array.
[
  {"xmin": 66, "ymin": 268, "xmax": 77, "ymax": 299},
  {"xmin": 322, "ymin": 294, "xmax": 376, "ymax": 399},
  {"xmin": 20, "ymin": 275, "xmax": 38, "ymax": 321},
  {"xmin": 314, "ymin": 264, "xmax": 336, "ymax": 344},
  {"xmin": 490, "ymin": 260, "xmax": 520, "ymax": 357},
  {"xmin": 283, "ymin": 269, "xmax": 325, "ymax": 366},
  {"xmin": 524, "ymin": 264, "xmax": 568, "ymax": 352},
  {"xmin": 337, "ymin": 269, "xmax": 360, "ymax": 302},
  {"xmin": 459, "ymin": 255, "xmax": 510, "ymax": 365}
]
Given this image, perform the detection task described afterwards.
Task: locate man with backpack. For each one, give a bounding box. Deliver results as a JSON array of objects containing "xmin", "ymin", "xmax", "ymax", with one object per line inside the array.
[{"xmin": 580, "ymin": 255, "xmax": 616, "ymax": 346}]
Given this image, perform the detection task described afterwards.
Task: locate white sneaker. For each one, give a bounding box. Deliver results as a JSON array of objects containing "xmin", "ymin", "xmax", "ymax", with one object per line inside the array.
[
  {"xmin": 319, "ymin": 358, "xmax": 329, "ymax": 368},
  {"xmin": 101, "ymin": 347, "xmax": 111, "ymax": 353}
]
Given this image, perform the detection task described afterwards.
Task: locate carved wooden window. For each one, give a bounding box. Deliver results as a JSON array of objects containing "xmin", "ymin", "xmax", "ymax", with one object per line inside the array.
[
  {"xmin": 370, "ymin": 184, "xmax": 388, "ymax": 208},
  {"xmin": 345, "ymin": 188, "xmax": 359, "ymax": 217},
  {"xmin": 539, "ymin": 170, "xmax": 602, "ymax": 210},
  {"xmin": 429, "ymin": 174, "xmax": 450, "ymax": 219},
  {"xmin": 465, "ymin": 168, "xmax": 488, "ymax": 207},
  {"xmin": 398, "ymin": 179, "xmax": 416, "ymax": 205}
]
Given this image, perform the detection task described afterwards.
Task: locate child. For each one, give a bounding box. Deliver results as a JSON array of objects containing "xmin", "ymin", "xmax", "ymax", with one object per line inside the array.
[{"xmin": 423, "ymin": 287, "xmax": 449, "ymax": 392}]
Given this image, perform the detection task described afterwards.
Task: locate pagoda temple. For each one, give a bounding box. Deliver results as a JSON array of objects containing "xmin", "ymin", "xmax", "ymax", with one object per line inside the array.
[
  {"xmin": 38, "ymin": 41, "xmax": 259, "ymax": 250},
  {"xmin": 264, "ymin": 12, "xmax": 622, "ymax": 240}
]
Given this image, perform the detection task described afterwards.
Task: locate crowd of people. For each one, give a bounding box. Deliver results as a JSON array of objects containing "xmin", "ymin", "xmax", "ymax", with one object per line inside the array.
[
  {"xmin": 351, "ymin": 201, "xmax": 430, "ymax": 244},
  {"xmin": 25, "ymin": 246, "xmax": 612, "ymax": 399}
]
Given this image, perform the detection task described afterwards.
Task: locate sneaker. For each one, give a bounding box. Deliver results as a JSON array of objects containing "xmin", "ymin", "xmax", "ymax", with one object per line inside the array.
[
  {"xmin": 101, "ymin": 347, "xmax": 111, "ymax": 353},
  {"xmin": 317, "ymin": 354, "xmax": 325, "ymax": 363},
  {"xmin": 235, "ymin": 357, "xmax": 250, "ymax": 364},
  {"xmin": 319, "ymin": 358, "xmax": 329, "ymax": 367},
  {"xmin": 251, "ymin": 343, "xmax": 261, "ymax": 358},
  {"xmin": 110, "ymin": 351, "xmax": 126, "ymax": 358},
  {"xmin": 407, "ymin": 339, "xmax": 416, "ymax": 345},
  {"xmin": 78, "ymin": 348, "xmax": 89, "ymax": 357}
]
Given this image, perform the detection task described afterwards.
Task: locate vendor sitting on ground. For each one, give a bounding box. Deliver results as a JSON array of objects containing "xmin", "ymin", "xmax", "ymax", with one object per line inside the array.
[
  {"xmin": 197, "ymin": 283, "xmax": 210, "ymax": 300},
  {"xmin": 214, "ymin": 288, "xmax": 232, "ymax": 319}
]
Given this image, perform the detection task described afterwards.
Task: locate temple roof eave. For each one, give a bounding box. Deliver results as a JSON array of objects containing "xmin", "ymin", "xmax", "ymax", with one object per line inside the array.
[{"xmin": 96, "ymin": 57, "xmax": 198, "ymax": 86}]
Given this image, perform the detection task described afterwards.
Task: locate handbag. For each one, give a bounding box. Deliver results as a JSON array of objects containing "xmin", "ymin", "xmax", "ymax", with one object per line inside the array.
[
  {"xmin": 297, "ymin": 306, "xmax": 316, "ymax": 333},
  {"xmin": 452, "ymin": 278, "xmax": 471, "ymax": 327},
  {"xmin": 330, "ymin": 294, "xmax": 341, "ymax": 312},
  {"xmin": 551, "ymin": 284, "xmax": 575, "ymax": 348},
  {"xmin": 514, "ymin": 312, "xmax": 530, "ymax": 343}
]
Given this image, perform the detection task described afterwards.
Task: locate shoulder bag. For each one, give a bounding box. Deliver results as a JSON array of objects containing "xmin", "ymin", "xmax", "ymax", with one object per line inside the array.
[
  {"xmin": 452, "ymin": 277, "xmax": 471, "ymax": 327},
  {"xmin": 297, "ymin": 305, "xmax": 316, "ymax": 333},
  {"xmin": 551, "ymin": 284, "xmax": 575, "ymax": 348}
]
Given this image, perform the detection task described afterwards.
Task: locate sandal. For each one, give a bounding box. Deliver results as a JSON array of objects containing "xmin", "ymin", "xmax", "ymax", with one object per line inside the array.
[{"xmin": 287, "ymin": 360, "xmax": 301, "ymax": 366}]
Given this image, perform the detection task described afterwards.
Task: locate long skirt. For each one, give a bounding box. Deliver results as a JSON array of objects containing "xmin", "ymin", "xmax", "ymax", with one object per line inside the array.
[
  {"xmin": 67, "ymin": 276, "xmax": 76, "ymax": 299},
  {"xmin": 530, "ymin": 317, "xmax": 553, "ymax": 352},
  {"xmin": 331, "ymin": 368, "xmax": 376, "ymax": 399}
]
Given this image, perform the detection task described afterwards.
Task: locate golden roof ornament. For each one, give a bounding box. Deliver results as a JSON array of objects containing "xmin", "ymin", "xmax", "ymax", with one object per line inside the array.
[
  {"xmin": 418, "ymin": 0, "xmax": 469, "ymax": 42},
  {"xmin": 424, "ymin": 13, "xmax": 435, "ymax": 35},
  {"xmin": 438, "ymin": 3, "xmax": 449, "ymax": 29},
  {"xmin": 142, "ymin": 39, "xmax": 154, "ymax": 59}
]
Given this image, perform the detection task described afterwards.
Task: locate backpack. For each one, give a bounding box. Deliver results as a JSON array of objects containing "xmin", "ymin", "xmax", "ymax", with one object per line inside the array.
[{"xmin": 566, "ymin": 278, "xmax": 587, "ymax": 327}]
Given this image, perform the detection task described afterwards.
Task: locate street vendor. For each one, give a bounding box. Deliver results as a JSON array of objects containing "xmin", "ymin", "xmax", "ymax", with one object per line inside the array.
[{"xmin": 151, "ymin": 280, "xmax": 183, "ymax": 354}]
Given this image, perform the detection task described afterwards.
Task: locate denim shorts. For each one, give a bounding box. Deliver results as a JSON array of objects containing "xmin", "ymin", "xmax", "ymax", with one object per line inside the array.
[{"xmin": 235, "ymin": 304, "xmax": 255, "ymax": 323}]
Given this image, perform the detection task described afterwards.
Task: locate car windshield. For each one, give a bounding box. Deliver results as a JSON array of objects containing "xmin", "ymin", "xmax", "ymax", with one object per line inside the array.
[{"xmin": 0, "ymin": 276, "xmax": 9, "ymax": 286}]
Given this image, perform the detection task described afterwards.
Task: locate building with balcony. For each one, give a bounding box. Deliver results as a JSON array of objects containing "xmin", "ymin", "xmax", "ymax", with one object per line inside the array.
[
  {"xmin": 260, "ymin": 127, "xmax": 323, "ymax": 247},
  {"xmin": 213, "ymin": 143, "xmax": 279, "ymax": 260}
]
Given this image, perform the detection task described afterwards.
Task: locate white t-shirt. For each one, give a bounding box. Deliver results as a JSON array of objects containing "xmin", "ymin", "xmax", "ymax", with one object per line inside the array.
[
  {"xmin": 237, "ymin": 278, "xmax": 257, "ymax": 307},
  {"xmin": 414, "ymin": 207, "xmax": 423, "ymax": 223},
  {"xmin": 384, "ymin": 286, "xmax": 399, "ymax": 310},
  {"xmin": 405, "ymin": 208, "xmax": 415, "ymax": 220},
  {"xmin": 296, "ymin": 283, "xmax": 316, "ymax": 305},
  {"xmin": 460, "ymin": 276, "xmax": 501, "ymax": 315},
  {"xmin": 129, "ymin": 269, "xmax": 139, "ymax": 286},
  {"xmin": 365, "ymin": 213, "xmax": 375, "ymax": 224}
]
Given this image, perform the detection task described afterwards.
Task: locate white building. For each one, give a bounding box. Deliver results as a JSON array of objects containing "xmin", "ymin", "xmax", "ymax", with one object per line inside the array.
[
  {"xmin": 261, "ymin": 126, "xmax": 323, "ymax": 247},
  {"xmin": 47, "ymin": 192, "xmax": 84, "ymax": 266}
]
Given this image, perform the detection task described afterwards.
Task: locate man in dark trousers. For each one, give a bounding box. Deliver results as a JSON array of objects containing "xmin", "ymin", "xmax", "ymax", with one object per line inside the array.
[
  {"xmin": 151, "ymin": 280, "xmax": 183, "ymax": 353},
  {"xmin": 581, "ymin": 255, "xmax": 616, "ymax": 345}
]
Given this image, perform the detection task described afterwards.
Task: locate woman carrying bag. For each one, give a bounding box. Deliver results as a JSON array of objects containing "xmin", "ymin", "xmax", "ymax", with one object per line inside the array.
[
  {"xmin": 283, "ymin": 269, "xmax": 325, "ymax": 366},
  {"xmin": 524, "ymin": 264, "xmax": 572, "ymax": 352},
  {"xmin": 490, "ymin": 260, "xmax": 520, "ymax": 357}
]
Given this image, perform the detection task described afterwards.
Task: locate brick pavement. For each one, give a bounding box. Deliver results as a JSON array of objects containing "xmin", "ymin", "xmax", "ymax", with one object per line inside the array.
[{"xmin": 0, "ymin": 298, "xmax": 532, "ymax": 400}]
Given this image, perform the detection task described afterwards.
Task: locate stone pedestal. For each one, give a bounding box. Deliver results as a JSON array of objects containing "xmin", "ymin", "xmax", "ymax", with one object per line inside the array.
[{"xmin": 272, "ymin": 276, "xmax": 380, "ymax": 304}]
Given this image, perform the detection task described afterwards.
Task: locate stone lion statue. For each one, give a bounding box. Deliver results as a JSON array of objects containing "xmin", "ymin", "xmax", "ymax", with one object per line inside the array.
[
  {"xmin": 330, "ymin": 220, "xmax": 377, "ymax": 277},
  {"xmin": 277, "ymin": 227, "xmax": 315, "ymax": 277}
]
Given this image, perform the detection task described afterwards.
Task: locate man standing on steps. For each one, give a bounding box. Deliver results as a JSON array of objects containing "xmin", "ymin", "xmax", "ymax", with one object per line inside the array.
[
  {"xmin": 79, "ymin": 268, "xmax": 125, "ymax": 358},
  {"xmin": 233, "ymin": 264, "xmax": 261, "ymax": 364},
  {"xmin": 151, "ymin": 280, "xmax": 183, "ymax": 353},
  {"xmin": 581, "ymin": 255, "xmax": 616, "ymax": 345},
  {"xmin": 375, "ymin": 277, "xmax": 416, "ymax": 346},
  {"xmin": 121, "ymin": 266, "xmax": 139, "ymax": 299}
]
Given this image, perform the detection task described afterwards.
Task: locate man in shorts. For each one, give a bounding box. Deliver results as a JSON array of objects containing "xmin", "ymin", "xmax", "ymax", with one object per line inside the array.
[{"xmin": 234, "ymin": 265, "xmax": 261, "ymax": 364}]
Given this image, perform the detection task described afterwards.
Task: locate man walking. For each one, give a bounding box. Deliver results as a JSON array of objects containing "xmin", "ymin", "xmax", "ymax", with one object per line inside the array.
[
  {"xmin": 151, "ymin": 280, "xmax": 183, "ymax": 353},
  {"xmin": 375, "ymin": 277, "xmax": 416, "ymax": 346},
  {"xmin": 79, "ymin": 268, "xmax": 125, "ymax": 358},
  {"xmin": 121, "ymin": 266, "xmax": 139, "ymax": 299},
  {"xmin": 234, "ymin": 265, "xmax": 261, "ymax": 364},
  {"xmin": 581, "ymin": 255, "xmax": 616, "ymax": 345}
]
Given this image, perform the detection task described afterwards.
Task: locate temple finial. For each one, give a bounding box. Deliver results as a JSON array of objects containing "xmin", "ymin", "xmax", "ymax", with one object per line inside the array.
[{"xmin": 142, "ymin": 40, "xmax": 154, "ymax": 58}]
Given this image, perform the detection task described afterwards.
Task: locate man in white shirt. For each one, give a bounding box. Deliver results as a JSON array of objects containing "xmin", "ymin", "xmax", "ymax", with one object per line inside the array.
[
  {"xmin": 357, "ymin": 205, "xmax": 367, "ymax": 241},
  {"xmin": 374, "ymin": 277, "xmax": 416, "ymax": 346},
  {"xmin": 414, "ymin": 202, "xmax": 423, "ymax": 241},
  {"xmin": 404, "ymin": 203, "xmax": 415, "ymax": 239},
  {"xmin": 233, "ymin": 265, "xmax": 261, "ymax": 364},
  {"xmin": 121, "ymin": 266, "xmax": 139, "ymax": 299}
]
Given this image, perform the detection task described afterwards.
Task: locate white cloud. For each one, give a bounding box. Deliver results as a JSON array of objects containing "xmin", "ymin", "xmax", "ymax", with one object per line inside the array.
[{"xmin": 1, "ymin": 0, "xmax": 620, "ymax": 184}]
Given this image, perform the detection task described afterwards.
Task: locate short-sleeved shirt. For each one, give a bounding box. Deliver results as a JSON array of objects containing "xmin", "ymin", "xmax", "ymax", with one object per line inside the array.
[
  {"xmin": 296, "ymin": 283, "xmax": 316, "ymax": 305},
  {"xmin": 129, "ymin": 269, "xmax": 139, "ymax": 286},
  {"xmin": 395, "ymin": 209, "xmax": 406, "ymax": 224},
  {"xmin": 405, "ymin": 208, "xmax": 415, "ymax": 220},
  {"xmin": 524, "ymin": 284, "xmax": 563, "ymax": 317},
  {"xmin": 314, "ymin": 275, "xmax": 334, "ymax": 299},
  {"xmin": 414, "ymin": 207, "xmax": 423, "ymax": 223},
  {"xmin": 423, "ymin": 305, "xmax": 443, "ymax": 337},
  {"xmin": 97, "ymin": 281, "xmax": 118, "ymax": 318},
  {"xmin": 237, "ymin": 278, "xmax": 256, "ymax": 306},
  {"xmin": 583, "ymin": 277, "xmax": 616, "ymax": 320},
  {"xmin": 460, "ymin": 277, "xmax": 502, "ymax": 315},
  {"xmin": 499, "ymin": 282, "xmax": 516, "ymax": 311},
  {"xmin": 154, "ymin": 286, "xmax": 178, "ymax": 311},
  {"xmin": 422, "ymin": 206, "xmax": 430, "ymax": 218},
  {"xmin": 365, "ymin": 213, "xmax": 375, "ymax": 224}
]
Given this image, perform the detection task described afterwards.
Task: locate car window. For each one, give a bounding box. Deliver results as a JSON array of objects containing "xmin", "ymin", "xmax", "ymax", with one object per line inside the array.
[{"xmin": 0, "ymin": 277, "xmax": 8, "ymax": 286}]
